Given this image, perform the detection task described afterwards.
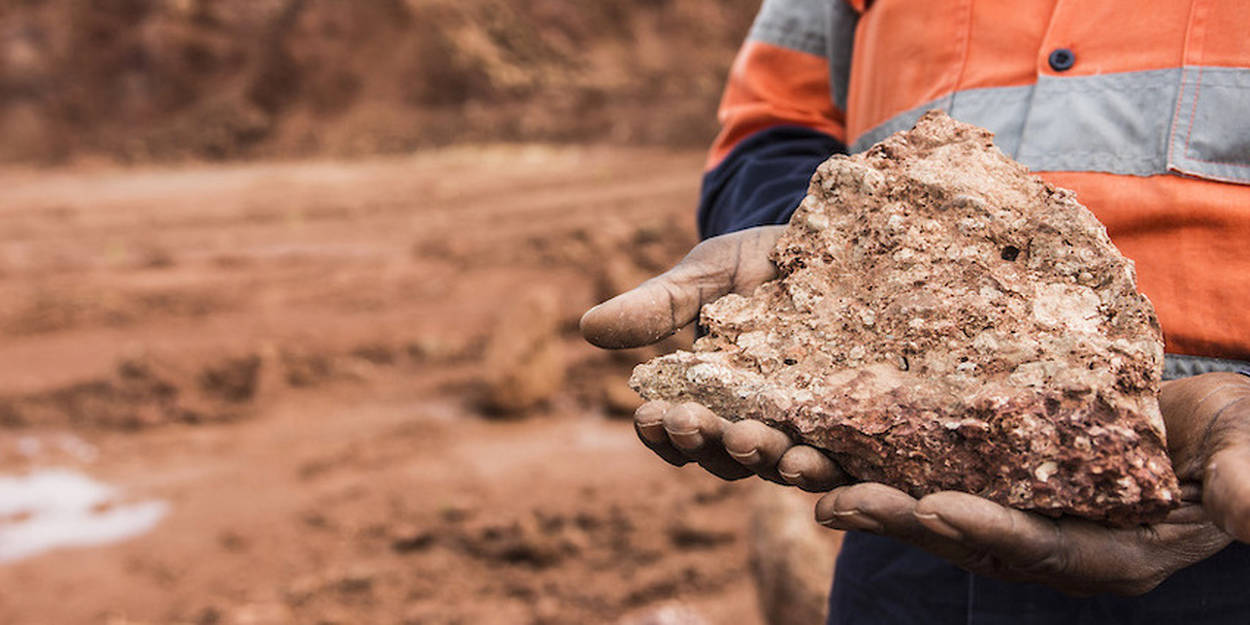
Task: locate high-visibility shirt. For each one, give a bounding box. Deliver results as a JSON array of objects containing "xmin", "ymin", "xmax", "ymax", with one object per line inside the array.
[
  {"xmin": 699, "ymin": 0, "xmax": 1250, "ymax": 362},
  {"xmin": 698, "ymin": 2, "xmax": 1250, "ymax": 622}
]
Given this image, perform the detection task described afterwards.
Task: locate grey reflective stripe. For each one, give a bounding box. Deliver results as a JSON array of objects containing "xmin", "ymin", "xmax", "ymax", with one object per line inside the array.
[
  {"xmin": 825, "ymin": 1, "xmax": 858, "ymax": 112},
  {"xmin": 1170, "ymin": 67, "xmax": 1250, "ymax": 183},
  {"xmin": 1163, "ymin": 354, "xmax": 1250, "ymax": 381},
  {"xmin": 849, "ymin": 67, "xmax": 1250, "ymax": 183},
  {"xmin": 748, "ymin": 1, "xmax": 858, "ymax": 112},
  {"xmin": 1017, "ymin": 69, "xmax": 1177, "ymax": 175},
  {"xmin": 749, "ymin": 0, "xmax": 836, "ymax": 58},
  {"xmin": 851, "ymin": 85, "xmax": 1037, "ymax": 162}
]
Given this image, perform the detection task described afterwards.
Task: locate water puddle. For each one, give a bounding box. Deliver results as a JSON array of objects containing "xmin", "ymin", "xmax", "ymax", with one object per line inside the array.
[{"xmin": 0, "ymin": 468, "xmax": 168, "ymax": 563}]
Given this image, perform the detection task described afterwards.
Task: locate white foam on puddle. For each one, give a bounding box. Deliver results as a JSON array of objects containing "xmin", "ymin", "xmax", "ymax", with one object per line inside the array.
[{"xmin": 0, "ymin": 468, "xmax": 168, "ymax": 563}]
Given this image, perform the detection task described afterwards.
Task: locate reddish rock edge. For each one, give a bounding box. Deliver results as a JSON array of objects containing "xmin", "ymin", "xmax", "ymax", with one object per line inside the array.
[{"xmin": 632, "ymin": 111, "xmax": 1180, "ymax": 525}]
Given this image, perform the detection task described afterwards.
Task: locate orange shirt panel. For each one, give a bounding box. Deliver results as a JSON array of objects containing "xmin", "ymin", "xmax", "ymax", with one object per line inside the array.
[
  {"xmin": 718, "ymin": 0, "xmax": 1250, "ymax": 356},
  {"xmin": 708, "ymin": 41, "xmax": 844, "ymax": 170},
  {"xmin": 850, "ymin": 0, "xmax": 1203, "ymax": 136},
  {"xmin": 1188, "ymin": 0, "xmax": 1250, "ymax": 66},
  {"xmin": 1041, "ymin": 171, "xmax": 1250, "ymax": 360},
  {"xmin": 957, "ymin": 0, "xmax": 1052, "ymax": 90},
  {"xmin": 846, "ymin": 0, "xmax": 970, "ymax": 141},
  {"xmin": 1035, "ymin": 0, "xmax": 1191, "ymax": 77}
]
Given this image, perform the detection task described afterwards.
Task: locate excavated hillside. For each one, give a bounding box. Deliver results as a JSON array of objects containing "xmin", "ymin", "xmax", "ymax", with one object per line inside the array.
[{"xmin": 0, "ymin": 0, "xmax": 755, "ymax": 163}]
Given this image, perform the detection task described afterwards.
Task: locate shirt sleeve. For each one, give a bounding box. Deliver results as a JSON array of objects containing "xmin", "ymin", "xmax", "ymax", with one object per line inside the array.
[{"xmin": 698, "ymin": 0, "xmax": 859, "ymax": 239}]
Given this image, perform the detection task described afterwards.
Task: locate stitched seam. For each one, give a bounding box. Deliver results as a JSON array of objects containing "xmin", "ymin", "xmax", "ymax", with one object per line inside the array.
[
  {"xmin": 1183, "ymin": 65, "xmax": 1205, "ymax": 162},
  {"xmin": 1040, "ymin": 83, "xmax": 1174, "ymax": 93},
  {"xmin": 1172, "ymin": 77, "xmax": 1250, "ymax": 172},
  {"xmin": 1172, "ymin": 2, "xmax": 1250, "ymax": 171},
  {"xmin": 1167, "ymin": 67, "xmax": 1189, "ymax": 168},
  {"xmin": 1179, "ymin": 156, "xmax": 1250, "ymax": 168},
  {"xmin": 1176, "ymin": 75, "xmax": 1250, "ymax": 88},
  {"xmin": 1178, "ymin": 72, "xmax": 1250, "ymax": 169},
  {"xmin": 951, "ymin": 0, "xmax": 974, "ymax": 95}
]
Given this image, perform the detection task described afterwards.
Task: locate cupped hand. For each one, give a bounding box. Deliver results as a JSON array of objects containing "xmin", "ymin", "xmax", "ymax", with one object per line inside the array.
[
  {"xmin": 580, "ymin": 226, "xmax": 850, "ymax": 491},
  {"xmin": 816, "ymin": 372, "xmax": 1250, "ymax": 595},
  {"xmin": 1160, "ymin": 371, "xmax": 1250, "ymax": 542}
]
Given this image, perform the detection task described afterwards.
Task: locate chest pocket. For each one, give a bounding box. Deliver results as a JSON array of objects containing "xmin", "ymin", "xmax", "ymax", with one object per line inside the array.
[{"xmin": 1167, "ymin": 0, "xmax": 1250, "ymax": 184}]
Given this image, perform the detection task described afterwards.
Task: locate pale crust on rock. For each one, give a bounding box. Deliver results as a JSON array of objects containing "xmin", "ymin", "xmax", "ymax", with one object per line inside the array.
[{"xmin": 632, "ymin": 111, "xmax": 1180, "ymax": 524}]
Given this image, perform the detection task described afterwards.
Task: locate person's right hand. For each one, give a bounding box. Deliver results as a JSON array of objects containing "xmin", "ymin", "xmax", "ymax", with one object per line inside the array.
[{"xmin": 580, "ymin": 226, "xmax": 850, "ymax": 492}]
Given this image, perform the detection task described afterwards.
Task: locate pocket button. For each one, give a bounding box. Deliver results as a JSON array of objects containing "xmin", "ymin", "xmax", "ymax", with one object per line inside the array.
[{"xmin": 1048, "ymin": 48, "xmax": 1076, "ymax": 72}]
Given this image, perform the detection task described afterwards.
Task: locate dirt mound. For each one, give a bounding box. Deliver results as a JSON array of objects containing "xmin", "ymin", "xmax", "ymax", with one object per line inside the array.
[{"xmin": 0, "ymin": 0, "xmax": 754, "ymax": 164}]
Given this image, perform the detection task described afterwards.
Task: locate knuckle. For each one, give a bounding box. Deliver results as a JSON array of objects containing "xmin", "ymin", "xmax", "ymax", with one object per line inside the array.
[
  {"xmin": 662, "ymin": 407, "xmax": 698, "ymax": 429},
  {"xmin": 1018, "ymin": 549, "xmax": 1071, "ymax": 577}
]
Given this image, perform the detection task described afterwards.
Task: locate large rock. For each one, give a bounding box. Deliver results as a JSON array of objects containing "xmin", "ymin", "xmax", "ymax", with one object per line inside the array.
[{"xmin": 632, "ymin": 111, "xmax": 1180, "ymax": 524}]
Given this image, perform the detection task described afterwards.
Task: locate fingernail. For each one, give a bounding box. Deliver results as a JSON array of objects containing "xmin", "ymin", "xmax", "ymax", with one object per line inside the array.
[
  {"xmin": 914, "ymin": 511, "xmax": 964, "ymax": 541},
  {"xmin": 727, "ymin": 448, "xmax": 760, "ymax": 464},
  {"xmin": 819, "ymin": 509, "xmax": 883, "ymax": 533},
  {"xmin": 666, "ymin": 428, "xmax": 704, "ymax": 449},
  {"xmin": 778, "ymin": 469, "xmax": 802, "ymax": 484}
]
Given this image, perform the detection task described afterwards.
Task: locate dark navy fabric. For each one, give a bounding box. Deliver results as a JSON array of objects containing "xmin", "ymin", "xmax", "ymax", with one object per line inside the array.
[
  {"xmin": 830, "ymin": 532, "xmax": 1250, "ymax": 625},
  {"xmin": 698, "ymin": 125, "xmax": 845, "ymax": 238},
  {"xmin": 701, "ymin": 125, "xmax": 1250, "ymax": 625}
]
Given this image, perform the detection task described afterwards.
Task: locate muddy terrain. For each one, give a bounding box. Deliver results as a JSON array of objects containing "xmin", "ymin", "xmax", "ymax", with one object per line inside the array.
[{"xmin": 0, "ymin": 146, "xmax": 814, "ymax": 624}]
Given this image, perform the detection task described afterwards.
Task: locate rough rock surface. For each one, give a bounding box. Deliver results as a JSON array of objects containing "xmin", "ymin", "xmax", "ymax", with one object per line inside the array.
[{"xmin": 632, "ymin": 111, "xmax": 1180, "ymax": 524}]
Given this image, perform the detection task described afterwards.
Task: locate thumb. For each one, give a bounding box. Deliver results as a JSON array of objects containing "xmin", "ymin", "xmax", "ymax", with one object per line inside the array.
[
  {"xmin": 580, "ymin": 225, "xmax": 784, "ymax": 349},
  {"xmin": 1205, "ymin": 440, "xmax": 1250, "ymax": 543}
]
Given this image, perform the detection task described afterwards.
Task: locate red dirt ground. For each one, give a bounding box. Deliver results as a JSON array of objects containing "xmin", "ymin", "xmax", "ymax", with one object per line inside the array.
[{"xmin": 0, "ymin": 147, "xmax": 779, "ymax": 625}]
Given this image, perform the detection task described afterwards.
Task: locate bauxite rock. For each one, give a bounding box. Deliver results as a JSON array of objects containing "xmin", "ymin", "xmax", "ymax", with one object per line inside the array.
[{"xmin": 631, "ymin": 111, "xmax": 1179, "ymax": 524}]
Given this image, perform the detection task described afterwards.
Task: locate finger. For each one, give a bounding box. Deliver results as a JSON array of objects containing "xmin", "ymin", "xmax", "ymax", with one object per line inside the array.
[
  {"xmin": 1160, "ymin": 373, "xmax": 1250, "ymax": 476},
  {"xmin": 817, "ymin": 484, "xmax": 975, "ymax": 563},
  {"xmin": 722, "ymin": 419, "xmax": 794, "ymax": 479},
  {"xmin": 913, "ymin": 492, "xmax": 1070, "ymax": 577},
  {"xmin": 816, "ymin": 483, "xmax": 914, "ymax": 534},
  {"xmin": 662, "ymin": 402, "xmax": 752, "ymax": 480},
  {"xmin": 777, "ymin": 445, "xmax": 850, "ymax": 492},
  {"xmin": 1180, "ymin": 481, "xmax": 1203, "ymax": 503},
  {"xmin": 580, "ymin": 226, "xmax": 784, "ymax": 349},
  {"xmin": 933, "ymin": 495, "xmax": 1229, "ymax": 595},
  {"xmin": 633, "ymin": 401, "xmax": 690, "ymax": 467},
  {"xmin": 1162, "ymin": 502, "xmax": 1211, "ymax": 525},
  {"xmin": 1204, "ymin": 446, "xmax": 1250, "ymax": 543},
  {"xmin": 911, "ymin": 491, "xmax": 1158, "ymax": 595}
]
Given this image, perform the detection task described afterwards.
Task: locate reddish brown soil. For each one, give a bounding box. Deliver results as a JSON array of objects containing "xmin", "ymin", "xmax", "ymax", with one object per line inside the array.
[
  {"xmin": 0, "ymin": 147, "xmax": 770, "ymax": 625},
  {"xmin": 0, "ymin": 0, "xmax": 755, "ymax": 164}
]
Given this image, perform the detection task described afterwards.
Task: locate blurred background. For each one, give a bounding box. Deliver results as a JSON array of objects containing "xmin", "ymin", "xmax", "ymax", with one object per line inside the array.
[{"xmin": 0, "ymin": 2, "xmax": 837, "ymax": 624}]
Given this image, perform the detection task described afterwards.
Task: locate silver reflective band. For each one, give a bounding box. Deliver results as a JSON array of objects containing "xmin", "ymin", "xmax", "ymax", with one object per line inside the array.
[
  {"xmin": 1170, "ymin": 67, "xmax": 1250, "ymax": 184},
  {"xmin": 850, "ymin": 67, "xmax": 1250, "ymax": 183},
  {"xmin": 1164, "ymin": 354, "xmax": 1250, "ymax": 381},
  {"xmin": 826, "ymin": 1, "xmax": 858, "ymax": 113},
  {"xmin": 748, "ymin": 0, "xmax": 833, "ymax": 57},
  {"xmin": 749, "ymin": 0, "xmax": 859, "ymax": 114}
]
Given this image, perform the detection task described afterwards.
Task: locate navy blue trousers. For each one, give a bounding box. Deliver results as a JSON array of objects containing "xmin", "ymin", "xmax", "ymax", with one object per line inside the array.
[{"xmin": 828, "ymin": 533, "xmax": 1250, "ymax": 624}]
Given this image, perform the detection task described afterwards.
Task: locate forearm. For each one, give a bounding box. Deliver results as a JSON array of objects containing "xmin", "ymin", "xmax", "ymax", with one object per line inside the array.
[
  {"xmin": 698, "ymin": 125, "xmax": 844, "ymax": 238},
  {"xmin": 699, "ymin": 0, "xmax": 854, "ymax": 238}
]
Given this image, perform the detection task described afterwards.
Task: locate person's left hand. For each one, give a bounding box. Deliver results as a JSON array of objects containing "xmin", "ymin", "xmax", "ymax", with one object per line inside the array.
[{"xmin": 816, "ymin": 372, "xmax": 1250, "ymax": 596}]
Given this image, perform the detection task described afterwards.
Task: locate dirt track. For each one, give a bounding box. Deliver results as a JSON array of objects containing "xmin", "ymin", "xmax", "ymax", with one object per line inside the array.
[{"xmin": 0, "ymin": 147, "xmax": 773, "ymax": 625}]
